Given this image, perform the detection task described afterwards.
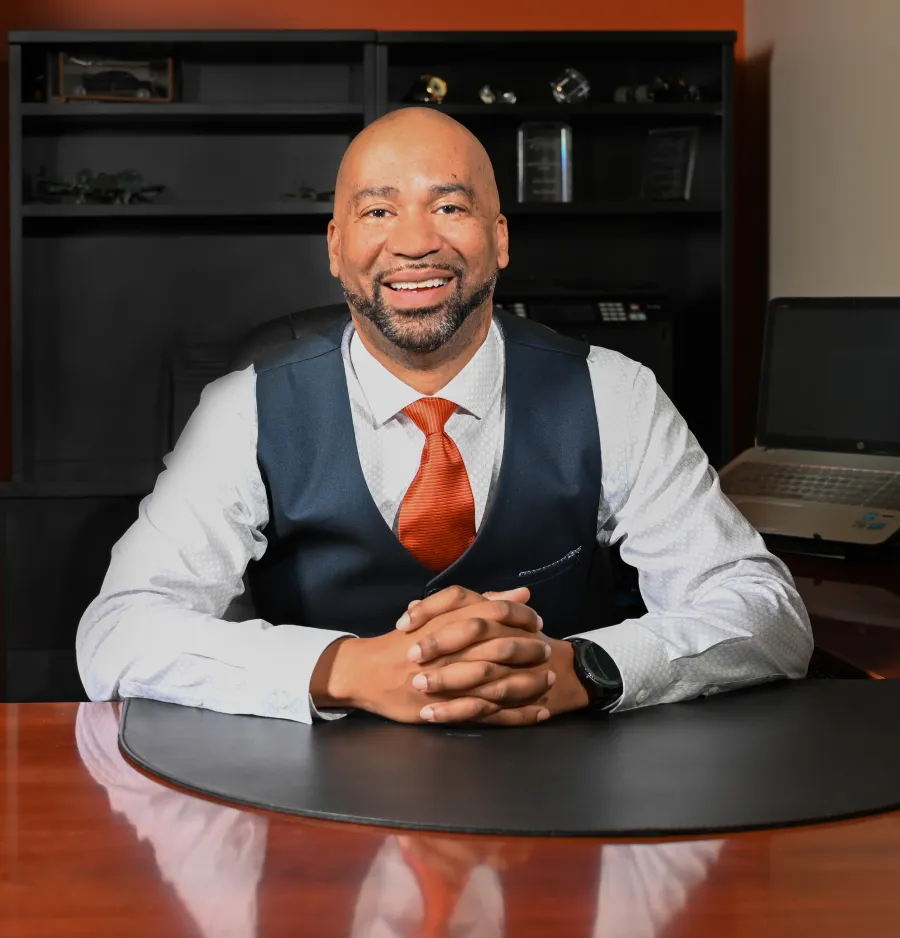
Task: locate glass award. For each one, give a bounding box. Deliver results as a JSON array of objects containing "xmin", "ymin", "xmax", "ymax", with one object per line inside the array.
[
  {"xmin": 640, "ymin": 126, "xmax": 699, "ymax": 200},
  {"xmin": 517, "ymin": 122, "xmax": 573, "ymax": 203}
]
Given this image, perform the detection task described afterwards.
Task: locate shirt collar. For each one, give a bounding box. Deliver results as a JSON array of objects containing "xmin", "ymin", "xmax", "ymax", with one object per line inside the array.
[{"xmin": 348, "ymin": 316, "xmax": 503, "ymax": 428}]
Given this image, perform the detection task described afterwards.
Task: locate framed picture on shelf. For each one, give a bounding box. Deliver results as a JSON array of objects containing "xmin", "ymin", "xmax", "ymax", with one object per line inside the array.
[{"xmin": 54, "ymin": 52, "xmax": 176, "ymax": 103}]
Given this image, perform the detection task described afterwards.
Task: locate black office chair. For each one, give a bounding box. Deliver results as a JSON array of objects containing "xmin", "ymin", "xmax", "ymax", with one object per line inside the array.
[{"xmin": 228, "ymin": 302, "xmax": 348, "ymax": 373}]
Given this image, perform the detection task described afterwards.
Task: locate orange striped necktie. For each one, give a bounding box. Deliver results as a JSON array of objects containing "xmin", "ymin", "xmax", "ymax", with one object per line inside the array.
[
  {"xmin": 398, "ymin": 397, "xmax": 476, "ymax": 572},
  {"xmin": 398, "ymin": 838, "xmax": 471, "ymax": 938}
]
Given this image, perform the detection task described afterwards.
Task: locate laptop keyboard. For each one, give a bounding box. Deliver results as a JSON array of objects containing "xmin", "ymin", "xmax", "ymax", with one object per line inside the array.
[{"xmin": 723, "ymin": 462, "xmax": 900, "ymax": 509}]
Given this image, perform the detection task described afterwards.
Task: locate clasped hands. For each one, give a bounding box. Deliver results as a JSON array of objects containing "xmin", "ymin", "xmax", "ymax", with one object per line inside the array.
[{"xmin": 318, "ymin": 585, "xmax": 589, "ymax": 726}]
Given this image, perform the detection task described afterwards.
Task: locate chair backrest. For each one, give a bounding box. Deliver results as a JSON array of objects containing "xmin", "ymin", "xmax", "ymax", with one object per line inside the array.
[{"xmin": 228, "ymin": 302, "xmax": 348, "ymax": 372}]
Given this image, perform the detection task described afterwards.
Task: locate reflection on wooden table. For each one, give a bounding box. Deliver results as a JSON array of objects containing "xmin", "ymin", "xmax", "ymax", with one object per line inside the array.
[{"xmin": 2, "ymin": 702, "xmax": 900, "ymax": 936}]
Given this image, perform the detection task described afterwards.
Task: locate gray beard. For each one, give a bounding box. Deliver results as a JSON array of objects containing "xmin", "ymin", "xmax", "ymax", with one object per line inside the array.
[{"xmin": 341, "ymin": 267, "xmax": 499, "ymax": 353}]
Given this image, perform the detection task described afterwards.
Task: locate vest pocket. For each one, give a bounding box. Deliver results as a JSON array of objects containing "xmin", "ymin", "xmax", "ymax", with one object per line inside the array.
[{"xmin": 515, "ymin": 545, "xmax": 583, "ymax": 587}]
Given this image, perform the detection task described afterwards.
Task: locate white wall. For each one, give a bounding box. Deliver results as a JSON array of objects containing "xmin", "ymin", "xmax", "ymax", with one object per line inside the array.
[{"xmin": 745, "ymin": 0, "xmax": 900, "ymax": 297}]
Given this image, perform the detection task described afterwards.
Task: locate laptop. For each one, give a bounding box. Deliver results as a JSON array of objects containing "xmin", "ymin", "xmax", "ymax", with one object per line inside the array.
[{"xmin": 718, "ymin": 297, "xmax": 900, "ymax": 547}]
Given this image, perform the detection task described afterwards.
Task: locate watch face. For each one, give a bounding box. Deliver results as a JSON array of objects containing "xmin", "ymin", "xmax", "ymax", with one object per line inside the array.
[
  {"xmin": 577, "ymin": 640, "xmax": 620, "ymax": 691},
  {"xmin": 582, "ymin": 641, "xmax": 609, "ymax": 683}
]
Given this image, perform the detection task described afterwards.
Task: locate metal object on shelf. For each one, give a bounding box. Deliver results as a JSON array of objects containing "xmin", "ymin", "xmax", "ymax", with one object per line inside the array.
[
  {"xmin": 550, "ymin": 67, "xmax": 590, "ymax": 104},
  {"xmin": 25, "ymin": 167, "xmax": 165, "ymax": 205},
  {"xmin": 280, "ymin": 185, "xmax": 335, "ymax": 202},
  {"xmin": 55, "ymin": 53, "xmax": 176, "ymax": 103},
  {"xmin": 478, "ymin": 84, "xmax": 517, "ymax": 104},
  {"xmin": 613, "ymin": 77, "xmax": 702, "ymax": 104},
  {"xmin": 405, "ymin": 74, "xmax": 448, "ymax": 104}
]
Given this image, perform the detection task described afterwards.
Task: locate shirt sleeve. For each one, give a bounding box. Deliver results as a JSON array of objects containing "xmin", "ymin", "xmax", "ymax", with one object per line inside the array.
[
  {"xmin": 75, "ymin": 365, "xmax": 355, "ymax": 725},
  {"xmin": 568, "ymin": 352, "xmax": 814, "ymax": 713}
]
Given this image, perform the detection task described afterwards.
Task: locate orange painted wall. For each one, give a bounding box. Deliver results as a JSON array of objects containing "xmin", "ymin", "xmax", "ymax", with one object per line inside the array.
[{"xmin": 0, "ymin": 1, "xmax": 748, "ymax": 479}]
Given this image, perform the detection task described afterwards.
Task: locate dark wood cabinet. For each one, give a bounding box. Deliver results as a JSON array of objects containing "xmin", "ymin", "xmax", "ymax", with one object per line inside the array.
[{"xmin": 4, "ymin": 29, "xmax": 735, "ymax": 700}]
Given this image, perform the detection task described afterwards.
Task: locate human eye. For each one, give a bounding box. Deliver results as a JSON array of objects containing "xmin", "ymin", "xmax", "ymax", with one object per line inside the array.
[
  {"xmin": 363, "ymin": 207, "xmax": 391, "ymax": 219},
  {"xmin": 436, "ymin": 204, "xmax": 466, "ymax": 215}
]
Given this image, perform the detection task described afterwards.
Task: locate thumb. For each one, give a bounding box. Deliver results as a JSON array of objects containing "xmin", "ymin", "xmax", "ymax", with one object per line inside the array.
[{"xmin": 483, "ymin": 586, "xmax": 531, "ymax": 602}]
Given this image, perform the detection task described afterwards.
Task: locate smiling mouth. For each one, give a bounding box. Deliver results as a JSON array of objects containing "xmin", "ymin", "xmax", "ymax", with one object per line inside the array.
[{"xmin": 384, "ymin": 276, "xmax": 453, "ymax": 293}]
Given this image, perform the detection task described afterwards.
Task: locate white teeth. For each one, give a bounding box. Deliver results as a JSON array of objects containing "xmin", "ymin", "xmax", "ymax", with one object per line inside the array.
[{"xmin": 388, "ymin": 278, "xmax": 449, "ymax": 291}]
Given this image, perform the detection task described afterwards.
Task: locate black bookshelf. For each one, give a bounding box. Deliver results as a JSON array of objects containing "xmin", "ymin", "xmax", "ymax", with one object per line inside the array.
[{"xmin": 5, "ymin": 28, "xmax": 735, "ymax": 700}]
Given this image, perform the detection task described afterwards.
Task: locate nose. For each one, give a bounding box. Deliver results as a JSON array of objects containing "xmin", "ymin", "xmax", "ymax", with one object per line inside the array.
[{"xmin": 385, "ymin": 208, "xmax": 442, "ymax": 259}]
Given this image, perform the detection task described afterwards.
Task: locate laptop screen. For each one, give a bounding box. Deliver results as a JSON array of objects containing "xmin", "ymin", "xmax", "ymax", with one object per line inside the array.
[{"xmin": 758, "ymin": 301, "xmax": 900, "ymax": 455}]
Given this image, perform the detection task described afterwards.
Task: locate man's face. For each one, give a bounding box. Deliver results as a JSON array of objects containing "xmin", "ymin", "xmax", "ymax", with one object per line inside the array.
[{"xmin": 327, "ymin": 124, "xmax": 509, "ymax": 354}]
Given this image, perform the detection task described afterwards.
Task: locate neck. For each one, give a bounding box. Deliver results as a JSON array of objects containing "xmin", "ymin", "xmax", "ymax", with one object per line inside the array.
[{"xmin": 350, "ymin": 305, "xmax": 493, "ymax": 396}]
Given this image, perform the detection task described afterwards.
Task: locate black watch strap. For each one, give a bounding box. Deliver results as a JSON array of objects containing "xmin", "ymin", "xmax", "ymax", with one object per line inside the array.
[{"xmin": 567, "ymin": 638, "xmax": 623, "ymax": 711}]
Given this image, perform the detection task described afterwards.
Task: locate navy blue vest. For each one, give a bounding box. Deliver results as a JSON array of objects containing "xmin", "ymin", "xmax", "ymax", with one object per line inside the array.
[{"xmin": 247, "ymin": 308, "xmax": 603, "ymax": 639}]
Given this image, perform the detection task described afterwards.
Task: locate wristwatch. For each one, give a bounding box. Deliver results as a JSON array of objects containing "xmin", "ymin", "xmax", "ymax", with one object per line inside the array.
[{"xmin": 566, "ymin": 638, "xmax": 623, "ymax": 711}]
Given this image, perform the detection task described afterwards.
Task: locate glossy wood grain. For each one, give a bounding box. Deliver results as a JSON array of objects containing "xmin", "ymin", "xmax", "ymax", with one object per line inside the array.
[{"xmin": 3, "ymin": 702, "xmax": 900, "ymax": 937}]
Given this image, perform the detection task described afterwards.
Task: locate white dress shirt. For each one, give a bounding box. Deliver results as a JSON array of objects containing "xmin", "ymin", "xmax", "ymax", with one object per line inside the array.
[{"xmin": 76, "ymin": 313, "xmax": 813, "ymax": 725}]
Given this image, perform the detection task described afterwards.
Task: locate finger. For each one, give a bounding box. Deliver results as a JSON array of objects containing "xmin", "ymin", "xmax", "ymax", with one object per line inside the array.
[
  {"xmin": 482, "ymin": 587, "xmax": 531, "ymax": 602},
  {"xmin": 396, "ymin": 585, "xmax": 487, "ymax": 633},
  {"xmin": 476, "ymin": 705, "xmax": 552, "ymax": 726},
  {"xmin": 398, "ymin": 586, "xmax": 534, "ymax": 633},
  {"xmin": 409, "ymin": 603, "xmax": 542, "ymax": 664},
  {"xmin": 466, "ymin": 670, "xmax": 555, "ymax": 706},
  {"xmin": 414, "ymin": 660, "xmax": 513, "ymax": 694},
  {"xmin": 427, "ymin": 636, "xmax": 552, "ymax": 671},
  {"xmin": 407, "ymin": 587, "xmax": 528, "ymax": 611},
  {"xmin": 420, "ymin": 697, "xmax": 552, "ymax": 725},
  {"xmin": 420, "ymin": 696, "xmax": 505, "ymax": 723}
]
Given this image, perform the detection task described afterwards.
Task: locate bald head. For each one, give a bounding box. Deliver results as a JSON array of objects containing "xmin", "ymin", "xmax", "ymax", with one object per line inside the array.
[{"xmin": 334, "ymin": 107, "xmax": 501, "ymax": 220}]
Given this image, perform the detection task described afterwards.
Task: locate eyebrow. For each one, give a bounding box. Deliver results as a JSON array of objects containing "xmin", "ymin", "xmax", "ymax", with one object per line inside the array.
[
  {"xmin": 430, "ymin": 182, "xmax": 476, "ymax": 201},
  {"xmin": 353, "ymin": 185, "xmax": 399, "ymax": 204},
  {"xmin": 352, "ymin": 182, "xmax": 476, "ymax": 205}
]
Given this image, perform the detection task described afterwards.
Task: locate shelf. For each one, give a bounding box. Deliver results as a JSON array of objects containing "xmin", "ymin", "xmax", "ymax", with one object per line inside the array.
[
  {"xmin": 504, "ymin": 201, "xmax": 721, "ymax": 215},
  {"xmin": 23, "ymin": 201, "xmax": 335, "ymax": 218},
  {"xmin": 21, "ymin": 200, "xmax": 717, "ymax": 220},
  {"xmin": 388, "ymin": 102, "xmax": 722, "ymax": 119},
  {"xmin": 21, "ymin": 102, "xmax": 365, "ymax": 126},
  {"xmin": 11, "ymin": 29, "xmax": 376, "ymax": 45},
  {"xmin": 379, "ymin": 30, "xmax": 737, "ymax": 45},
  {"xmin": 0, "ymin": 481, "xmax": 154, "ymax": 498}
]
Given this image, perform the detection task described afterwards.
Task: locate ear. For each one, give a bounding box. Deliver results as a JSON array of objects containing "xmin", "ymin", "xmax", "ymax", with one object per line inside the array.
[
  {"xmin": 326, "ymin": 219, "xmax": 342, "ymax": 279},
  {"xmin": 495, "ymin": 214, "xmax": 510, "ymax": 270}
]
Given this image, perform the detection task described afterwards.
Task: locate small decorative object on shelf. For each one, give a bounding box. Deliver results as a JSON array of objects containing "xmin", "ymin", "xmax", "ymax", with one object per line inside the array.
[
  {"xmin": 55, "ymin": 53, "xmax": 176, "ymax": 103},
  {"xmin": 550, "ymin": 68, "xmax": 590, "ymax": 104},
  {"xmin": 613, "ymin": 77, "xmax": 702, "ymax": 104},
  {"xmin": 517, "ymin": 122, "xmax": 573, "ymax": 203},
  {"xmin": 281, "ymin": 185, "xmax": 335, "ymax": 202},
  {"xmin": 404, "ymin": 74, "xmax": 448, "ymax": 104},
  {"xmin": 25, "ymin": 167, "xmax": 165, "ymax": 205},
  {"xmin": 478, "ymin": 84, "xmax": 518, "ymax": 104},
  {"xmin": 640, "ymin": 127, "xmax": 699, "ymax": 201}
]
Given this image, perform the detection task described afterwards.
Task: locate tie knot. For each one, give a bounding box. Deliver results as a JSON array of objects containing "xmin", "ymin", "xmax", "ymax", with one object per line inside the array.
[{"xmin": 402, "ymin": 397, "xmax": 458, "ymax": 436}]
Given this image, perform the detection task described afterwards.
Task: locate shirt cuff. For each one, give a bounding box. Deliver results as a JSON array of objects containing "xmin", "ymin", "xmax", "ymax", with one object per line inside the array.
[
  {"xmin": 565, "ymin": 620, "xmax": 675, "ymax": 713},
  {"xmin": 308, "ymin": 694, "xmax": 354, "ymax": 722},
  {"xmin": 239, "ymin": 625, "xmax": 357, "ymax": 724}
]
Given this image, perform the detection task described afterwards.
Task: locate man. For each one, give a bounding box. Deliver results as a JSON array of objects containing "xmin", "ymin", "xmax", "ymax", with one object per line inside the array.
[{"xmin": 76, "ymin": 107, "xmax": 813, "ymax": 728}]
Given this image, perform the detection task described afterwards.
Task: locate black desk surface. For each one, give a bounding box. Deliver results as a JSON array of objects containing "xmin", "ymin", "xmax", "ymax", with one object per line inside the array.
[{"xmin": 120, "ymin": 679, "xmax": 900, "ymax": 836}]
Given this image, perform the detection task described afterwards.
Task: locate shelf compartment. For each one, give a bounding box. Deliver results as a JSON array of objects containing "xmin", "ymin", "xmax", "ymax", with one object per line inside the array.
[
  {"xmin": 23, "ymin": 201, "xmax": 336, "ymax": 218},
  {"xmin": 388, "ymin": 102, "xmax": 723, "ymax": 119},
  {"xmin": 22, "ymin": 103, "xmax": 367, "ymax": 128}
]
